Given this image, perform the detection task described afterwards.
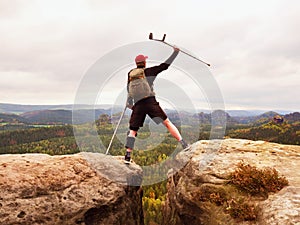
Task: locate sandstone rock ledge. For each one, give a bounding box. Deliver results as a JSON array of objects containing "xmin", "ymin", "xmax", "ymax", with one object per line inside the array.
[
  {"xmin": 164, "ymin": 139, "xmax": 300, "ymax": 225},
  {"xmin": 0, "ymin": 153, "xmax": 144, "ymax": 225}
]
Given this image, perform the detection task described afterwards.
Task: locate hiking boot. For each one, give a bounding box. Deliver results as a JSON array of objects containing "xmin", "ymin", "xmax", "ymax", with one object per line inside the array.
[
  {"xmin": 124, "ymin": 151, "xmax": 131, "ymax": 162},
  {"xmin": 180, "ymin": 139, "xmax": 189, "ymax": 149}
]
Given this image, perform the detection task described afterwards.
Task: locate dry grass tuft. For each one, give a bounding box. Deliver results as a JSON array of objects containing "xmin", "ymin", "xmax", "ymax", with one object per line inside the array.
[{"xmin": 228, "ymin": 162, "xmax": 288, "ymax": 196}]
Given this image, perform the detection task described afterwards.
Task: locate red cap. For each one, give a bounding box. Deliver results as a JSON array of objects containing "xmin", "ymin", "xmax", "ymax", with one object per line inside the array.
[{"xmin": 135, "ymin": 54, "xmax": 148, "ymax": 63}]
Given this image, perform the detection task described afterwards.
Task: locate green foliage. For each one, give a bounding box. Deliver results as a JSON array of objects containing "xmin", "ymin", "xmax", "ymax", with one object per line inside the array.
[
  {"xmin": 143, "ymin": 181, "xmax": 167, "ymax": 225},
  {"xmin": 0, "ymin": 137, "xmax": 79, "ymax": 155},
  {"xmin": 228, "ymin": 121, "xmax": 300, "ymax": 145},
  {"xmin": 0, "ymin": 124, "xmax": 34, "ymax": 131},
  {"xmin": 0, "ymin": 125, "xmax": 74, "ymax": 148},
  {"xmin": 228, "ymin": 162, "xmax": 289, "ymax": 196},
  {"xmin": 143, "ymin": 197, "xmax": 163, "ymax": 225},
  {"xmin": 1, "ymin": 111, "xmax": 298, "ymax": 224}
]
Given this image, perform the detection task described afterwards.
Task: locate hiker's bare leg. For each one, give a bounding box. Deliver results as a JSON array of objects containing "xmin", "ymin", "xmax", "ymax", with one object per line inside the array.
[{"xmin": 163, "ymin": 118, "xmax": 182, "ymax": 141}]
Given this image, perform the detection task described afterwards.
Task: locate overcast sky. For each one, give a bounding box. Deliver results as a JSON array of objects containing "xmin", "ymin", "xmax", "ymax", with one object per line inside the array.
[{"xmin": 1, "ymin": 0, "xmax": 299, "ymax": 111}]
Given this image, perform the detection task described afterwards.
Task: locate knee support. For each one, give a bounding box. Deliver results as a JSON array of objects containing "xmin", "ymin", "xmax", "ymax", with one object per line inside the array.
[{"xmin": 125, "ymin": 135, "xmax": 136, "ymax": 150}]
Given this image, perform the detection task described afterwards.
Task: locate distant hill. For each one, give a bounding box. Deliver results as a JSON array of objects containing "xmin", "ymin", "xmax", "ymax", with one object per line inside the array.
[
  {"xmin": 0, "ymin": 113, "xmax": 29, "ymax": 124},
  {"xmin": 0, "ymin": 103, "xmax": 74, "ymax": 114},
  {"xmin": 0, "ymin": 102, "xmax": 295, "ymax": 116},
  {"xmin": 226, "ymin": 109, "xmax": 293, "ymax": 117},
  {"xmin": 284, "ymin": 112, "xmax": 300, "ymax": 123},
  {"xmin": 232, "ymin": 111, "xmax": 282, "ymax": 124},
  {"xmin": 226, "ymin": 110, "xmax": 263, "ymax": 117},
  {"xmin": 0, "ymin": 103, "xmax": 298, "ymax": 126},
  {"xmin": 251, "ymin": 111, "xmax": 281, "ymax": 125},
  {"xmin": 0, "ymin": 103, "xmax": 113, "ymax": 114},
  {"xmin": 256, "ymin": 111, "xmax": 279, "ymax": 119},
  {"xmin": 0, "ymin": 113, "xmax": 31, "ymax": 130},
  {"xmin": 20, "ymin": 109, "xmax": 113, "ymax": 124},
  {"xmin": 228, "ymin": 120, "xmax": 300, "ymax": 145},
  {"xmin": 21, "ymin": 110, "xmax": 73, "ymax": 124},
  {"xmin": 228, "ymin": 112, "xmax": 300, "ymax": 145},
  {"xmin": 192, "ymin": 110, "xmax": 238, "ymax": 125}
]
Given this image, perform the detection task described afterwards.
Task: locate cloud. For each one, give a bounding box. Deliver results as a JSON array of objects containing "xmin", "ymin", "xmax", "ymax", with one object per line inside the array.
[{"xmin": 0, "ymin": 0, "xmax": 299, "ymax": 110}]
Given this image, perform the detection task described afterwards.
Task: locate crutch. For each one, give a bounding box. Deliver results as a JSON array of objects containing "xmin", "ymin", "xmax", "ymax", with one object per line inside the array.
[
  {"xmin": 149, "ymin": 32, "xmax": 211, "ymax": 67},
  {"xmin": 105, "ymin": 105, "xmax": 127, "ymax": 155}
]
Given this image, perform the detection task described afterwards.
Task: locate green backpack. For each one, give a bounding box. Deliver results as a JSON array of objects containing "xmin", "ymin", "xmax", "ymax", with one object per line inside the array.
[{"xmin": 128, "ymin": 68, "xmax": 152, "ymax": 102}]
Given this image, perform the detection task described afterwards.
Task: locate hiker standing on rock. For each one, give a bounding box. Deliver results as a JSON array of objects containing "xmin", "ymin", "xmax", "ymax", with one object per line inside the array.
[{"xmin": 124, "ymin": 46, "xmax": 189, "ymax": 162}]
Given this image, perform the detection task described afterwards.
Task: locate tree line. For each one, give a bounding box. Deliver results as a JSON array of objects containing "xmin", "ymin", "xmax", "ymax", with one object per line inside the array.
[
  {"xmin": 228, "ymin": 121, "xmax": 300, "ymax": 145},
  {"xmin": 1, "ymin": 114, "xmax": 299, "ymax": 225},
  {"xmin": 0, "ymin": 125, "xmax": 74, "ymax": 148}
]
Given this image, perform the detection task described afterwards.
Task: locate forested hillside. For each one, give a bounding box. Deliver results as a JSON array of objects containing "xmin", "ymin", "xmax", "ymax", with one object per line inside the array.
[
  {"xmin": 226, "ymin": 112, "xmax": 300, "ymax": 145},
  {"xmin": 0, "ymin": 110, "xmax": 299, "ymax": 225}
]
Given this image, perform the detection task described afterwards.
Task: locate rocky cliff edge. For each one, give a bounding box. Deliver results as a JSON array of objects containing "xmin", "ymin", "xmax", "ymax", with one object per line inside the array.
[
  {"xmin": 164, "ymin": 138, "xmax": 300, "ymax": 225},
  {"xmin": 0, "ymin": 153, "xmax": 144, "ymax": 225}
]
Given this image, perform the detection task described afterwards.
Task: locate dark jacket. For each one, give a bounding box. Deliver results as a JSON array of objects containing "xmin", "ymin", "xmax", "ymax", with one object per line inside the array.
[{"xmin": 127, "ymin": 50, "xmax": 179, "ymax": 106}]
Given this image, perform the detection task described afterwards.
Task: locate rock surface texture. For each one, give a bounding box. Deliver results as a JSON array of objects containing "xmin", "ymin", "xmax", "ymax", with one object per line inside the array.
[
  {"xmin": 0, "ymin": 153, "xmax": 144, "ymax": 225},
  {"xmin": 164, "ymin": 139, "xmax": 300, "ymax": 225}
]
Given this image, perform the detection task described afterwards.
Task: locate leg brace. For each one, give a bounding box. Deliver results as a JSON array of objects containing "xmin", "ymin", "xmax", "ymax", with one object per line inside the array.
[{"xmin": 125, "ymin": 135, "xmax": 136, "ymax": 149}]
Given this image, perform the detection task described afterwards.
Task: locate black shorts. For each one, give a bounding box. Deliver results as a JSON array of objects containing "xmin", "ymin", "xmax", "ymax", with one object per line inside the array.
[{"xmin": 129, "ymin": 97, "xmax": 167, "ymax": 131}]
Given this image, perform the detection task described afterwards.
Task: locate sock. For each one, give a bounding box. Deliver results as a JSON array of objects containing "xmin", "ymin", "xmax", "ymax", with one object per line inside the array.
[{"xmin": 125, "ymin": 150, "xmax": 131, "ymax": 156}]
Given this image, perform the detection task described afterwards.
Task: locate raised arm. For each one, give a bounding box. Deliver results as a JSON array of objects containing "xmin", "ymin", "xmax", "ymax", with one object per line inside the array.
[
  {"xmin": 165, "ymin": 46, "xmax": 180, "ymax": 65},
  {"xmin": 145, "ymin": 47, "xmax": 180, "ymax": 76}
]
